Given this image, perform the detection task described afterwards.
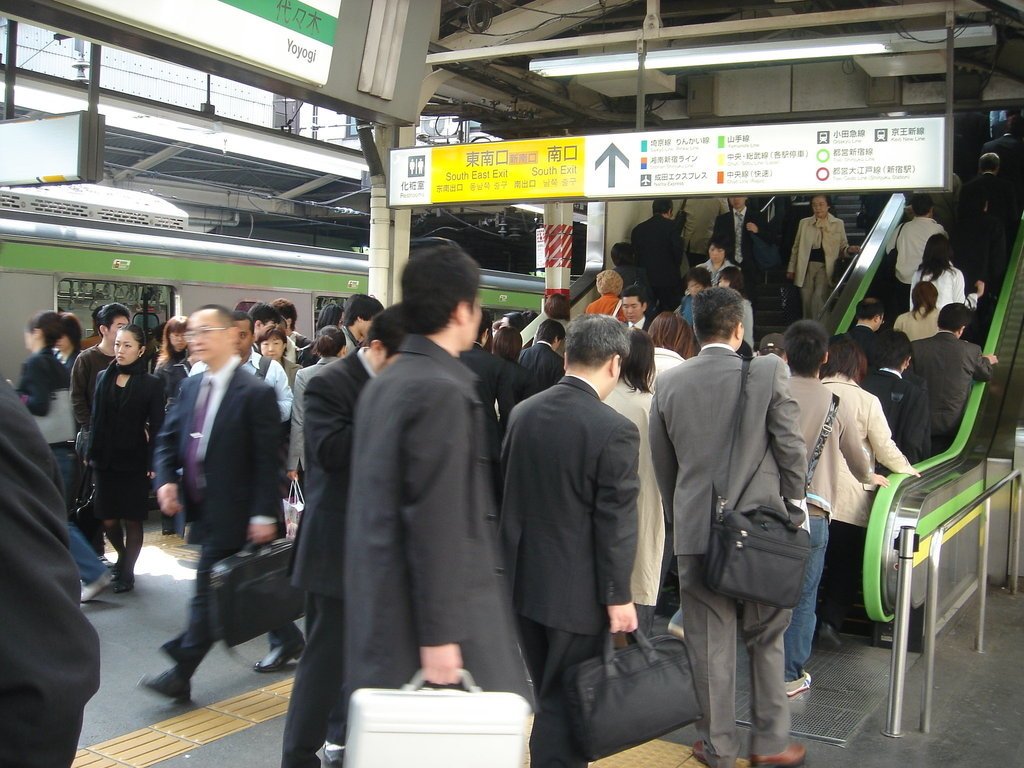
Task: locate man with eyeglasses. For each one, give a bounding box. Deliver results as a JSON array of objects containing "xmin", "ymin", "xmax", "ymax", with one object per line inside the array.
[{"xmin": 141, "ymin": 305, "xmax": 298, "ymax": 701}]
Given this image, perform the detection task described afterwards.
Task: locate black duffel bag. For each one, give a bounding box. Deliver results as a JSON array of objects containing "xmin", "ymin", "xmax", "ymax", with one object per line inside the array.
[
  {"xmin": 210, "ymin": 539, "xmax": 305, "ymax": 647},
  {"xmin": 704, "ymin": 502, "xmax": 811, "ymax": 609},
  {"xmin": 563, "ymin": 630, "xmax": 702, "ymax": 761}
]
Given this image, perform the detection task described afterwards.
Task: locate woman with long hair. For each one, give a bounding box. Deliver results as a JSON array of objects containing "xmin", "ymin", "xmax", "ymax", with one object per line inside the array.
[
  {"xmin": 819, "ymin": 338, "xmax": 919, "ymax": 641},
  {"xmin": 88, "ymin": 324, "xmax": 165, "ymax": 592},
  {"xmin": 18, "ymin": 311, "xmax": 76, "ymax": 498},
  {"xmin": 718, "ymin": 265, "xmax": 754, "ymax": 350},
  {"xmin": 55, "ymin": 312, "xmax": 83, "ymax": 371},
  {"xmin": 910, "ymin": 233, "xmax": 982, "ymax": 310},
  {"xmin": 154, "ymin": 315, "xmax": 190, "ymax": 404},
  {"xmin": 492, "ymin": 325, "xmax": 536, "ymax": 404},
  {"xmin": 648, "ymin": 312, "xmax": 698, "ymax": 379},
  {"xmin": 894, "ymin": 280, "xmax": 940, "ymax": 342},
  {"xmin": 604, "ymin": 329, "xmax": 664, "ymax": 636}
]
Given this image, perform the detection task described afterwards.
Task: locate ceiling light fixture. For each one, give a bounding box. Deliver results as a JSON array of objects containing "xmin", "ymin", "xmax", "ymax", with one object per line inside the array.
[{"xmin": 529, "ymin": 25, "xmax": 996, "ymax": 77}]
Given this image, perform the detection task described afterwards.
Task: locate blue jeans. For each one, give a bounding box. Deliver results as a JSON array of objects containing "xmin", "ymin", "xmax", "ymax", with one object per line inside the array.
[
  {"xmin": 783, "ymin": 514, "xmax": 829, "ymax": 682},
  {"xmin": 68, "ymin": 523, "xmax": 107, "ymax": 584}
]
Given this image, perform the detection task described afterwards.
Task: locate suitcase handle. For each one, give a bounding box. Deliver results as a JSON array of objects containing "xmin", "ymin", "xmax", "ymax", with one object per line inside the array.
[
  {"xmin": 403, "ymin": 669, "xmax": 481, "ymax": 693},
  {"xmin": 603, "ymin": 628, "xmax": 659, "ymax": 672}
]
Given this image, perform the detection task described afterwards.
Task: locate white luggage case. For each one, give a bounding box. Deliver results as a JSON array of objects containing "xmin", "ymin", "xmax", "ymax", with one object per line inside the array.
[{"xmin": 346, "ymin": 670, "xmax": 531, "ymax": 768}]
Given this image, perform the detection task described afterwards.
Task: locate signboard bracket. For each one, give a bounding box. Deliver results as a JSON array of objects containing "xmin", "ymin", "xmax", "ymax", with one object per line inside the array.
[{"xmin": 4, "ymin": 18, "xmax": 16, "ymax": 120}]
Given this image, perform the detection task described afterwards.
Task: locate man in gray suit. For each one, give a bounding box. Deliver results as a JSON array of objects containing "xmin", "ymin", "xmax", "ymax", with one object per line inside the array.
[
  {"xmin": 650, "ymin": 287, "xmax": 808, "ymax": 768},
  {"xmin": 911, "ymin": 303, "xmax": 997, "ymax": 455}
]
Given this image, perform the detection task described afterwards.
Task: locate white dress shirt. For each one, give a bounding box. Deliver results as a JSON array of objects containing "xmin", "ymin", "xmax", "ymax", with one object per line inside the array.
[
  {"xmin": 191, "ymin": 351, "xmax": 293, "ymax": 422},
  {"xmin": 886, "ymin": 216, "xmax": 946, "ymax": 284},
  {"xmin": 909, "ymin": 266, "xmax": 978, "ymax": 310}
]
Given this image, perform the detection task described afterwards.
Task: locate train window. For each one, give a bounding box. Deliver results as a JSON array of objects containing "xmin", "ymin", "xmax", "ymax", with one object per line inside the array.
[
  {"xmin": 57, "ymin": 279, "xmax": 176, "ymax": 347},
  {"xmin": 314, "ymin": 295, "xmax": 345, "ymax": 314}
]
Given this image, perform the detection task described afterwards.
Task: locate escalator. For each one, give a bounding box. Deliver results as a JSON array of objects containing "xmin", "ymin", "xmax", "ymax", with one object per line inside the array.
[{"xmin": 861, "ymin": 210, "xmax": 1024, "ymax": 624}]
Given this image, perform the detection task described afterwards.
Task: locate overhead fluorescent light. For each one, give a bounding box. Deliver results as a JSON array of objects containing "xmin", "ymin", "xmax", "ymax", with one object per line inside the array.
[
  {"xmin": 13, "ymin": 82, "xmax": 368, "ymax": 180},
  {"xmin": 530, "ymin": 25, "xmax": 996, "ymax": 77}
]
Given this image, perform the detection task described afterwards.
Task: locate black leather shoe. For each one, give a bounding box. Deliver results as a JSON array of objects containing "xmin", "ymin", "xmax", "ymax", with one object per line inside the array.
[
  {"xmin": 253, "ymin": 642, "xmax": 304, "ymax": 673},
  {"xmin": 139, "ymin": 669, "xmax": 191, "ymax": 702},
  {"xmin": 816, "ymin": 621, "xmax": 842, "ymax": 650}
]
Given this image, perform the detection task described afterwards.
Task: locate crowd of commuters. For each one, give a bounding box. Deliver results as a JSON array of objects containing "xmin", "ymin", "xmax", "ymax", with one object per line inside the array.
[{"xmin": 7, "ymin": 129, "xmax": 1020, "ymax": 767}]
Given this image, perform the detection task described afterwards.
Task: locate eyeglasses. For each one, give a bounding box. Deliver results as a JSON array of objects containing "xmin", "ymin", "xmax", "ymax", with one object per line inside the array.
[{"xmin": 184, "ymin": 326, "xmax": 227, "ymax": 342}]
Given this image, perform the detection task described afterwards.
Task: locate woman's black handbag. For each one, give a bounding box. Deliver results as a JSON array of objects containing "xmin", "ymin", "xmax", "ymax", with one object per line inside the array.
[
  {"xmin": 704, "ymin": 361, "xmax": 837, "ymax": 609},
  {"xmin": 210, "ymin": 539, "xmax": 305, "ymax": 647},
  {"xmin": 563, "ymin": 630, "xmax": 702, "ymax": 761}
]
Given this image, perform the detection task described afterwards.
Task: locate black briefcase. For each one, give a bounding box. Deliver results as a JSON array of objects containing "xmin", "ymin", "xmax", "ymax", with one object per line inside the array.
[
  {"xmin": 210, "ymin": 539, "xmax": 305, "ymax": 647},
  {"xmin": 705, "ymin": 504, "xmax": 811, "ymax": 609},
  {"xmin": 563, "ymin": 630, "xmax": 702, "ymax": 761}
]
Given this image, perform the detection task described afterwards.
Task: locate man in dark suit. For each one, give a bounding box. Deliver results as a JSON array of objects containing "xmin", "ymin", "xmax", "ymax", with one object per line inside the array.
[
  {"xmin": 0, "ymin": 384, "xmax": 100, "ymax": 768},
  {"xmin": 501, "ymin": 314, "xmax": 640, "ymax": 768},
  {"xmin": 518, "ymin": 318, "xmax": 565, "ymax": 392},
  {"xmin": 837, "ymin": 298, "xmax": 885, "ymax": 369},
  {"xmin": 981, "ymin": 114, "xmax": 1024, "ymax": 204},
  {"xmin": 911, "ymin": 304, "xmax": 998, "ymax": 455},
  {"xmin": 281, "ymin": 308, "xmax": 405, "ymax": 768},
  {"xmin": 959, "ymin": 152, "xmax": 1021, "ymax": 253},
  {"xmin": 344, "ymin": 244, "xmax": 530, "ymax": 702},
  {"xmin": 142, "ymin": 304, "xmax": 292, "ymax": 701},
  {"xmin": 713, "ymin": 196, "xmax": 774, "ymax": 292},
  {"xmin": 631, "ymin": 198, "xmax": 685, "ymax": 314},
  {"xmin": 461, "ymin": 308, "xmax": 516, "ymax": 498},
  {"xmin": 861, "ymin": 331, "xmax": 932, "ymax": 464},
  {"xmin": 650, "ymin": 287, "xmax": 808, "ymax": 768}
]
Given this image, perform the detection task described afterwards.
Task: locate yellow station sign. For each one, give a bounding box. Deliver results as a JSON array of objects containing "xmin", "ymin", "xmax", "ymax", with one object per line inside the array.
[{"xmin": 390, "ymin": 137, "xmax": 586, "ymax": 206}]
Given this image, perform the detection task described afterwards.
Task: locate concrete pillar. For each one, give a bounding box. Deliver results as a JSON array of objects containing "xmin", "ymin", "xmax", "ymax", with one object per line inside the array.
[
  {"xmin": 543, "ymin": 202, "xmax": 573, "ymax": 297},
  {"xmin": 367, "ymin": 125, "xmax": 392, "ymax": 305},
  {"xmin": 389, "ymin": 125, "xmax": 416, "ymax": 304}
]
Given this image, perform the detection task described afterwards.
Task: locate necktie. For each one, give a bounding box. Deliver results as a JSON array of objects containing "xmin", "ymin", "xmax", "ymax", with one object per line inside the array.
[
  {"xmin": 183, "ymin": 378, "xmax": 212, "ymax": 504},
  {"xmin": 734, "ymin": 211, "xmax": 744, "ymax": 263}
]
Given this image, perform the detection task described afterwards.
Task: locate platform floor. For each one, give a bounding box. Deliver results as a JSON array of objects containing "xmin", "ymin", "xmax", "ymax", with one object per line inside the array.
[{"xmin": 71, "ymin": 531, "xmax": 1024, "ymax": 767}]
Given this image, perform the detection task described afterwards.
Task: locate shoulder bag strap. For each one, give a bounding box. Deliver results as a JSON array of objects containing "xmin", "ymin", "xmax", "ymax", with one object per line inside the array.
[
  {"xmin": 714, "ymin": 357, "xmax": 751, "ymax": 514},
  {"xmin": 805, "ymin": 393, "xmax": 840, "ymax": 491}
]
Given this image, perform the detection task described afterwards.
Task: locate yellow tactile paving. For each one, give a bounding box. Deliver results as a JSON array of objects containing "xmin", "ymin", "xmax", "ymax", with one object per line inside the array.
[
  {"xmin": 152, "ymin": 708, "xmax": 252, "ymax": 744},
  {"xmin": 71, "ymin": 750, "xmax": 126, "ymax": 767},
  {"xmin": 88, "ymin": 728, "xmax": 193, "ymax": 768},
  {"xmin": 592, "ymin": 739, "xmax": 692, "ymax": 767},
  {"xmin": 208, "ymin": 689, "xmax": 291, "ymax": 722},
  {"xmin": 259, "ymin": 677, "xmax": 295, "ymax": 698}
]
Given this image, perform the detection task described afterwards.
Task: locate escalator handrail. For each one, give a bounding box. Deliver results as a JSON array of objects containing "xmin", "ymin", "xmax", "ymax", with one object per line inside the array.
[{"xmin": 862, "ymin": 210, "xmax": 1024, "ymax": 622}]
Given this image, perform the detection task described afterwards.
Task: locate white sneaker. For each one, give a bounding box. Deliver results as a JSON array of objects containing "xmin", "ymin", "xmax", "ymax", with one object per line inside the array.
[
  {"xmin": 81, "ymin": 571, "xmax": 112, "ymax": 603},
  {"xmin": 785, "ymin": 671, "xmax": 812, "ymax": 697},
  {"xmin": 668, "ymin": 608, "xmax": 685, "ymax": 640},
  {"xmin": 323, "ymin": 742, "xmax": 344, "ymax": 765}
]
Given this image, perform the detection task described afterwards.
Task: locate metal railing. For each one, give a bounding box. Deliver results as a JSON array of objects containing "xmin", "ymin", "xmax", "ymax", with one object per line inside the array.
[{"xmin": 883, "ymin": 469, "xmax": 1022, "ymax": 737}]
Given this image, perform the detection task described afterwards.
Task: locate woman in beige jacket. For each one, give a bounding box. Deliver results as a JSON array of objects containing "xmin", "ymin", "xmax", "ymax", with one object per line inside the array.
[
  {"xmin": 819, "ymin": 339, "xmax": 920, "ymax": 640},
  {"xmin": 604, "ymin": 330, "xmax": 664, "ymax": 636},
  {"xmin": 787, "ymin": 195, "xmax": 859, "ymax": 320}
]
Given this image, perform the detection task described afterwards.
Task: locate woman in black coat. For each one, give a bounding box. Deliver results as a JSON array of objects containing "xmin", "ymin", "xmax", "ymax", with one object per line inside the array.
[
  {"xmin": 88, "ymin": 324, "xmax": 165, "ymax": 592},
  {"xmin": 154, "ymin": 315, "xmax": 191, "ymax": 405},
  {"xmin": 491, "ymin": 326, "xmax": 538, "ymax": 404}
]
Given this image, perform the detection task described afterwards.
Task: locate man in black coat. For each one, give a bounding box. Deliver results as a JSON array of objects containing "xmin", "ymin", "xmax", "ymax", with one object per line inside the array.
[
  {"xmin": 631, "ymin": 198, "xmax": 686, "ymax": 314},
  {"xmin": 281, "ymin": 308, "xmax": 404, "ymax": 768},
  {"xmin": 981, "ymin": 115, "xmax": 1024, "ymax": 204},
  {"xmin": 461, "ymin": 308, "xmax": 516, "ymax": 497},
  {"xmin": 519, "ymin": 318, "xmax": 565, "ymax": 392},
  {"xmin": 837, "ymin": 298, "xmax": 885, "ymax": 369},
  {"xmin": 344, "ymin": 244, "xmax": 531, "ymax": 701},
  {"xmin": 143, "ymin": 304, "xmax": 290, "ymax": 701},
  {"xmin": 861, "ymin": 330, "xmax": 932, "ymax": 464},
  {"xmin": 713, "ymin": 196, "xmax": 774, "ymax": 291},
  {"xmin": 0, "ymin": 384, "xmax": 100, "ymax": 768},
  {"xmin": 958, "ymin": 152, "xmax": 1021, "ymax": 255},
  {"xmin": 501, "ymin": 314, "xmax": 640, "ymax": 768}
]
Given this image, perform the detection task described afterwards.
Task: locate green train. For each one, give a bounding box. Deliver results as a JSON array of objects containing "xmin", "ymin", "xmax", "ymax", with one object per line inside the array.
[{"xmin": 0, "ymin": 210, "xmax": 545, "ymax": 379}]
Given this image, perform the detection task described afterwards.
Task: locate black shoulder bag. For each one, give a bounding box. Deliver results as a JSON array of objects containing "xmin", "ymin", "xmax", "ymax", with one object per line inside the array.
[{"xmin": 704, "ymin": 364, "xmax": 837, "ymax": 609}]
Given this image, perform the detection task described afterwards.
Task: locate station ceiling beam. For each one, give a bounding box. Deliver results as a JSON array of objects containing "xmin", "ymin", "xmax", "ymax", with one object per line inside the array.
[{"xmin": 111, "ymin": 142, "xmax": 189, "ymax": 182}]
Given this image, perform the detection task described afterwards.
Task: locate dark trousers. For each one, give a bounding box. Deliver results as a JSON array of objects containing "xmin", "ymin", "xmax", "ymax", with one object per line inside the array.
[
  {"xmin": 650, "ymin": 284, "xmax": 683, "ymax": 317},
  {"xmin": 517, "ymin": 615, "xmax": 603, "ymax": 768},
  {"xmin": 162, "ymin": 546, "xmax": 302, "ymax": 680},
  {"xmin": 819, "ymin": 520, "xmax": 867, "ymax": 630},
  {"xmin": 281, "ymin": 592, "xmax": 348, "ymax": 768}
]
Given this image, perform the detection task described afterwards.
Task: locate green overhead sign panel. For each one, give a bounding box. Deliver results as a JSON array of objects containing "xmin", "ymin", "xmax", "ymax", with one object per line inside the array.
[{"xmin": 70, "ymin": 0, "xmax": 342, "ymax": 84}]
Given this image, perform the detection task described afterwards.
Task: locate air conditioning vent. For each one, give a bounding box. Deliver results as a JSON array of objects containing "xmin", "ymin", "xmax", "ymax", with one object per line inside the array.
[{"xmin": 0, "ymin": 184, "xmax": 188, "ymax": 229}]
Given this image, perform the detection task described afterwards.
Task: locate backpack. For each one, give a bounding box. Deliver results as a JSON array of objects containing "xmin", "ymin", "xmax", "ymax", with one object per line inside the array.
[{"xmin": 255, "ymin": 356, "xmax": 272, "ymax": 380}]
